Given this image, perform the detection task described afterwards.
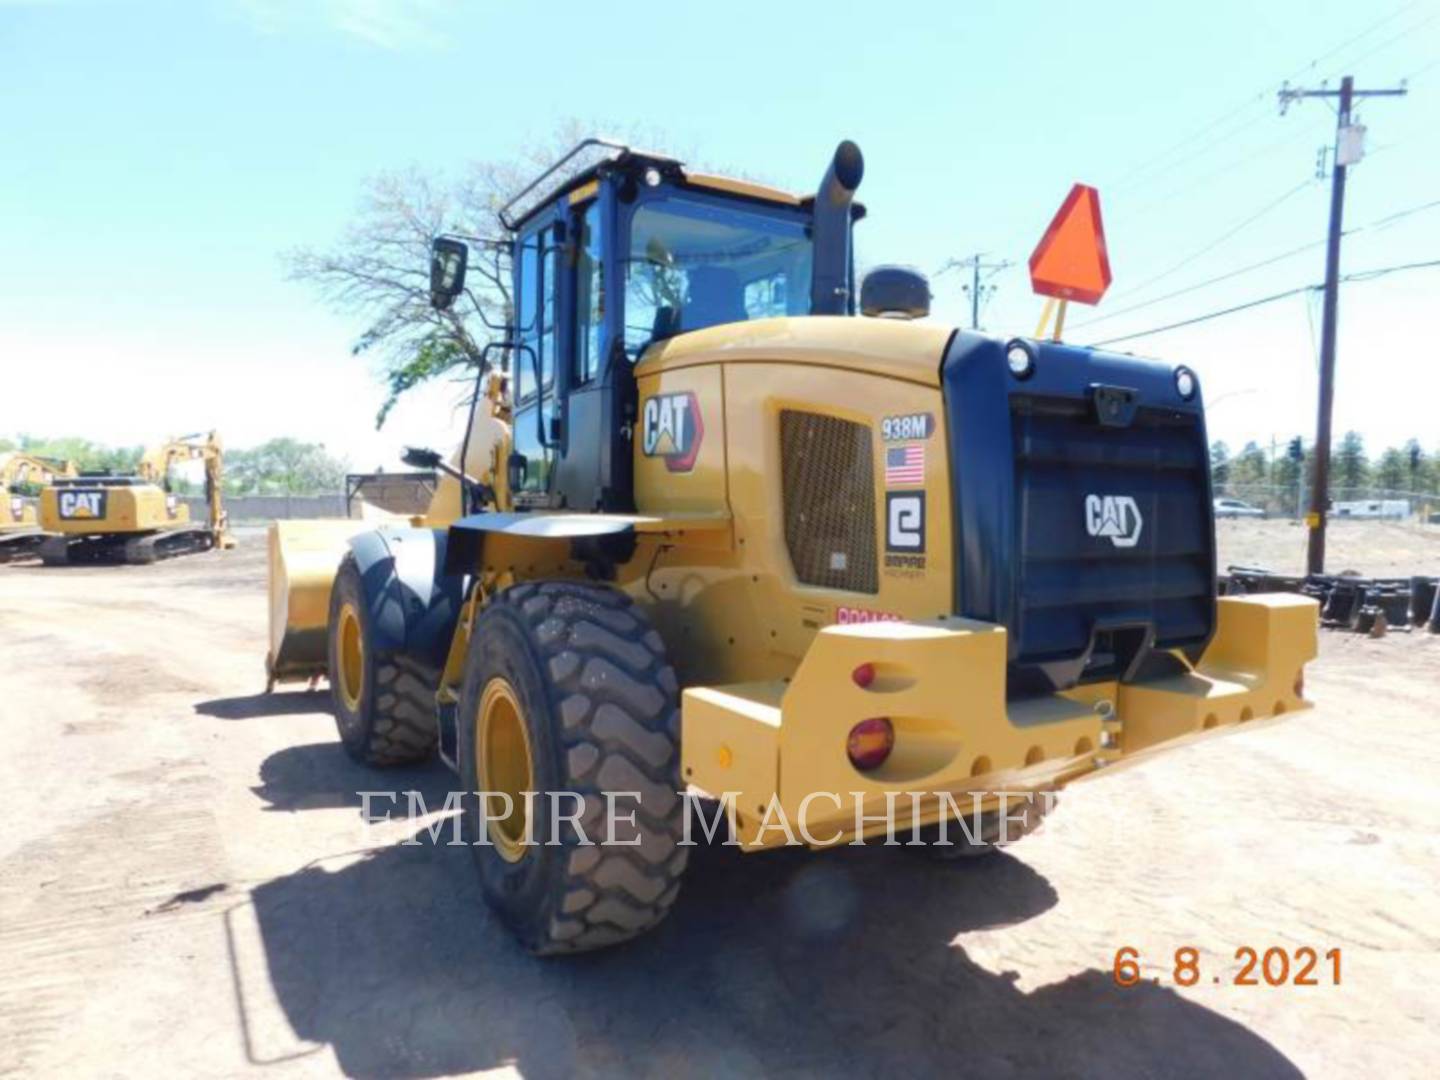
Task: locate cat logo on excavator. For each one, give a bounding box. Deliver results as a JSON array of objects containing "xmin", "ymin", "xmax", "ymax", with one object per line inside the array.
[{"xmin": 58, "ymin": 490, "xmax": 105, "ymax": 520}]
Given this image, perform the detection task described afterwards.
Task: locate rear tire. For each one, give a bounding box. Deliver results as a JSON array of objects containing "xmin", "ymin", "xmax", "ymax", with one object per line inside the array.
[
  {"xmin": 327, "ymin": 554, "xmax": 437, "ymax": 766},
  {"xmin": 458, "ymin": 580, "xmax": 687, "ymax": 954}
]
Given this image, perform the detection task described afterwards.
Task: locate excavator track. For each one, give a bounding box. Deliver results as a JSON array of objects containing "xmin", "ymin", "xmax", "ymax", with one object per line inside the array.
[
  {"xmin": 122, "ymin": 525, "xmax": 215, "ymax": 564},
  {"xmin": 39, "ymin": 525, "xmax": 216, "ymax": 566},
  {"xmin": 0, "ymin": 530, "xmax": 47, "ymax": 564}
]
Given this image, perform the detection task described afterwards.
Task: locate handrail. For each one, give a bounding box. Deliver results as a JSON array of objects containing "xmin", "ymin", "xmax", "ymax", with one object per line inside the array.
[{"xmin": 498, "ymin": 137, "xmax": 631, "ymax": 231}]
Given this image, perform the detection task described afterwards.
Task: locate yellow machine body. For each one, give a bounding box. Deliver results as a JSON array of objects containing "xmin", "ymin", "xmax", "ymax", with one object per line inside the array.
[
  {"xmin": 36, "ymin": 433, "xmax": 234, "ymax": 563},
  {"xmin": 266, "ymin": 315, "xmax": 1318, "ymax": 844},
  {"xmin": 40, "ymin": 482, "xmax": 191, "ymax": 535},
  {"xmin": 2, "ymin": 491, "xmax": 39, "ymax": 531}
]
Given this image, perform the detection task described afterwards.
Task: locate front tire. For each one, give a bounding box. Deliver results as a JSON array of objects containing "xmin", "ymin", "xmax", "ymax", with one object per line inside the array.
[
  {"xmin": 458, "ymin": 581, "xmax": 687, "ymax": 954},
  {"xmin": 326, "ymin": 554, "xmax": 438, "ymax": 766}
]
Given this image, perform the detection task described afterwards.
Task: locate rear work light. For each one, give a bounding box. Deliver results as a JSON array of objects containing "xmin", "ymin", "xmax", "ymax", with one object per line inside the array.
[{"xmin": 847, "ymin": 717, "xmax": 894, "ymax": 771}]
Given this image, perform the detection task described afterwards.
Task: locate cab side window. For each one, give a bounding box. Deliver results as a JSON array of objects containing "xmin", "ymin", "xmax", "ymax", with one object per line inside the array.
[
  {"xmin": 575, "ymin": 201, "xmax": 604, "ymax": 383},
  {"xmin": 515, "ymin": 230, "xmax": 540, "ymax": 402},
  {"xmin": 513, "ymin": 222, "xmax": 559, "ymax": 493}
]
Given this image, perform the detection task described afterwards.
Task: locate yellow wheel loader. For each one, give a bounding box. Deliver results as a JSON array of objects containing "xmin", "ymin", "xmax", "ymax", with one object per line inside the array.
[
  {"xmin": 267, "ymin": 139, "xmax": 1318, "ymax": 954},
  {"xmin": 38, "ymin": 432, "xmax": 234, "ymax": 565},
  {"xmin": 0, "ymin": 452, "xmax": 76, "ymax": 562}
]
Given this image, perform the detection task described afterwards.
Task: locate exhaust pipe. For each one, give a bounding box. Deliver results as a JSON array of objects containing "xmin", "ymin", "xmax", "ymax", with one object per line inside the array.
[{"xmin": 810, "ymin": 140, "xmax": 864, "ymax": 316}]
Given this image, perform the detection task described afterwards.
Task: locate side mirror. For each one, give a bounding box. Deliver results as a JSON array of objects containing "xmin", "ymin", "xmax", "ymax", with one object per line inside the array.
[
  {"xmin": 507, "ymin": 452, "xmax": 527, "ymax": 493},
  {"xmin": 401, "ymin": 446, "xmax": 443, "ymax": 470},
  {"xmin": 429, "ymin": 238, "xmax": 469, "ymax": 310},
  {"xmin": 860, "ymin": 265, "xmax": 930, "ymax": 320}
]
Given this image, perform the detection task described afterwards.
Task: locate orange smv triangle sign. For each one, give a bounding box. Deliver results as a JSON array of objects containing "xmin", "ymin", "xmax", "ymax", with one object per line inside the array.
[{"xmin": 1028, "ymin": 184, "xmax": 1112, "ymax": 305}]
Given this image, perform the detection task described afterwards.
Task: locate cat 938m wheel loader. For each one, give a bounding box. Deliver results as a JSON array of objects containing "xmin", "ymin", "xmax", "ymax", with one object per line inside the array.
[{"xmin": 266, "ymin": 139, "xmax": 1318, "ymax": 954}]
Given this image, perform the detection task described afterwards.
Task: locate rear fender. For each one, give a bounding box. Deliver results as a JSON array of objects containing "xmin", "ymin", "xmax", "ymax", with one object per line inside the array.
[{"xmin": 349, "ymin": 527, "xmax": 467, "ymax": 678}]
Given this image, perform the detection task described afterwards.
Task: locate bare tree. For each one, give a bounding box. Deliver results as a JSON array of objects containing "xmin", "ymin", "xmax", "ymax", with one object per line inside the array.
[{"xmin": 287, "ymin": 121, "xmax": 694, "ymax": 428}]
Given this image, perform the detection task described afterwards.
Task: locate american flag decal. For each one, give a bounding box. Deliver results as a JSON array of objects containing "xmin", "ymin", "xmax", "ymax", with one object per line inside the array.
[{"xmin": 884, "ymin": 444, "xmax": 925, "ymax": 486}]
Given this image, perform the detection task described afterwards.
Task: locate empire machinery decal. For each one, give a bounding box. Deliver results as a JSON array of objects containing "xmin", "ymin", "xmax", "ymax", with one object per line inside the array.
[
  {"xmin": 641, "ymin": 391, "xmax": 703, "ymax": 473},
  {"xmin": 884, "ymin": 491, "xmax": 926, "ymax": 571}
]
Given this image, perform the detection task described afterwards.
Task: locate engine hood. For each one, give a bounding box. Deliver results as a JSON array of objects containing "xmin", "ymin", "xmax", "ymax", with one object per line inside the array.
[{"xmin": 637, "ymin": 315, "xmax": 954, "ymax": 387}]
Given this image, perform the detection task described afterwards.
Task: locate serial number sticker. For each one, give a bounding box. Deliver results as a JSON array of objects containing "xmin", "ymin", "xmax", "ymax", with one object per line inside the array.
[
  {"xmin": 881, "ymin": 413, "xmax": 934, "ymax": 442},
  {"xmin": 1112, "ymin": 946, "xmax": 1342, "ymax": 988}
]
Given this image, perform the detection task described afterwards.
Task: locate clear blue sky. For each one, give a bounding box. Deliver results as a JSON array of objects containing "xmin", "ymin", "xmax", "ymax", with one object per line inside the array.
[{"xmin": 3, "ymin": 0, "xmax": 1437, "ymax": 469}]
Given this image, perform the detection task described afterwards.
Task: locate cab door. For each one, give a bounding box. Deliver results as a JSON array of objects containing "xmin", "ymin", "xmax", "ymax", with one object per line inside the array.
[{"xmin": 511, "ymin": 220, "xmax": 562, "ymax": 501}]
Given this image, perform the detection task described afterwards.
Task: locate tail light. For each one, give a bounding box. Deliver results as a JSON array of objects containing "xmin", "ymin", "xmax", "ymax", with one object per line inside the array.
[
  {"xmin": 851, "ymin": 663, "xmax": 876, "ymax": 688},
  {"xmin": 847, "ymin": 717, "xmax": 894, "ymax": 771}
]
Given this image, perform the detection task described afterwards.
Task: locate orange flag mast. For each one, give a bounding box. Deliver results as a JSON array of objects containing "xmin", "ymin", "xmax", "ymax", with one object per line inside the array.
[{"xmin": 1029, "ymin": 183, "xmax": 1112, "ymax": 341}]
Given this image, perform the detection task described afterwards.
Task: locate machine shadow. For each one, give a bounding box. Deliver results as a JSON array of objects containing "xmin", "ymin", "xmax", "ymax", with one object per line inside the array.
[
  {"xmin": 247, "ymin": 740, "xmax": 450, "ymax": 813},
  {"xmin": 195, "ymin": 691, "xmax": 329, "ymax": 721},
  {"xmin": 240, "ymin": 754, "xmax": 1303, "ymax": 1079}
]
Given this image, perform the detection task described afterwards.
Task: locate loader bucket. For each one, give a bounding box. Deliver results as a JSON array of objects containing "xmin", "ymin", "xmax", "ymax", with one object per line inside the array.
[{"xmin": 266, "ymin": 519, "xmax": 370, "ymax": 688}]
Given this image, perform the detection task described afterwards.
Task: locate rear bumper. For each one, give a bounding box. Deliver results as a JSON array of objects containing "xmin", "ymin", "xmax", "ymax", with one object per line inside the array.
[{"xmin": 681, "ymin": 594, "xmax": 1318, "ymax": 849}]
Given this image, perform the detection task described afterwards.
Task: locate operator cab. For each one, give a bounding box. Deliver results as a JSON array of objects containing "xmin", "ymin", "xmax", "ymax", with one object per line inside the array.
[{"xmin": 428, "ymin": 138, "xmax": 871, "ymax": 513}]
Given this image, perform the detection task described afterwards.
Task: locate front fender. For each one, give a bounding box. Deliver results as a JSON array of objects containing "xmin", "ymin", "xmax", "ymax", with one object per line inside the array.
[{"xmin": 349, "ymin": 527, "xmax": 466, "ymax": 678}]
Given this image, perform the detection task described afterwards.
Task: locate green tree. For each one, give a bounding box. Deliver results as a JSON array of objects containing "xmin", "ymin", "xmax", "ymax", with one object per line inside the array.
[
  {"xmin": 1210, "ymin": 441, "xmax": 1231, "ymax": 491},
  {"xmin": 1229, "ymin": 441, "xmax": 1268, "ymax": 488},
  {"xmin": 225, "ymin": 438, "xmax": 347, "ymax": 495},
  {"xmin": 17, "ymin": 436, "xmax": 142, "ymax": 474},
  {"xmin": 1334, "ymin": 431, "xmax": 1369, "ymax": 493},
  {"xmin": 287, "ymin": 122, "xmax": 702, "ymax": 428},
  {"xmin": 1375, "ymin": 447, "xmax": 1407, "ymax": 492}
]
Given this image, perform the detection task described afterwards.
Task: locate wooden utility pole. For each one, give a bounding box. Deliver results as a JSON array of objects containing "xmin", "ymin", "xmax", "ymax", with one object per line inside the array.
[
  {"xmin": 1278, "ymin": 75, "xmax": 1407, "ymax": 575},
  {"xmin": 937, "ymin": 254, "xmax": 1013, "ymax": 329}
]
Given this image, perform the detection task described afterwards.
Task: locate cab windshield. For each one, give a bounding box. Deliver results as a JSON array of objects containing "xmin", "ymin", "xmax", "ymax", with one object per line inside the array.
[{"xmin": 623, "ymin": 193, "xmax": 813, "ymax": 356}]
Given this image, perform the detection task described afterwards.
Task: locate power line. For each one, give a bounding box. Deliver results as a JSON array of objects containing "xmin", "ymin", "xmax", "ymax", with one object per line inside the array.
[
  {"xmin": 1084, "ymin": 256, "xmax": 1439, "ymax": 348},
  {"xmin": 1086, "ymin": 286, "xmax": 1314, "ymax": 347},
  {"xmin": 1106, "ymin": 2, "xmax": 1421, "ymax": 194},
  {"xmin": 1071, "ymin": 238, "xmax": 1325, "ymax": 329},
  {"xmin": 935, "ymin": 254, "xmax": 1013, "ymax": 329},
  {"xmin": 1071, "ymin": 195, "xmax": 1440, "ymax": 330},
  {"xmin": 1109, "ymin": 178, "xmax": 1316, "ymax": 301},
  {"xmin": 1328, "ymin": 10, "xmax": 1439, "ymax": 76}
]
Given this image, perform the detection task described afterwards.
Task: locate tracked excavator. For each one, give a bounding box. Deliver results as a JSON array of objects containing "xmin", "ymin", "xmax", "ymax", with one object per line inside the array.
[{"xmin": 38, "ymin": 432, "xmax": 233, "ymax": 565}]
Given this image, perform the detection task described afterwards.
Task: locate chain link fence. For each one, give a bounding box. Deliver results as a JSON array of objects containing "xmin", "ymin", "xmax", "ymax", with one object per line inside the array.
[
  {"xmin": 180, "ymin": 494, "xmax": 347, "ymax": 522},
  {"xmin": 1216, "ymin": 484, "xmax": 1440, "ymax": 524}
]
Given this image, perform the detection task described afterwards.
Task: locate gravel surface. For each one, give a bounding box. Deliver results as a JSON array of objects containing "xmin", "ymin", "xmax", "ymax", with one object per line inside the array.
[{"xmin": 1, "ymin": 536, "xmax": 1436, "ymax": 1078}]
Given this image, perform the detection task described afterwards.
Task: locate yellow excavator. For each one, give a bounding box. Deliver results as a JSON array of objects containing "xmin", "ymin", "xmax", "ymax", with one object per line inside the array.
[
  {"xmin": 38, "ymin": 432, "xmax": 233, "ymax": 565},
  {"xmin": 0, "ymin": 452, "xmax": 77, "ymax": 561}
]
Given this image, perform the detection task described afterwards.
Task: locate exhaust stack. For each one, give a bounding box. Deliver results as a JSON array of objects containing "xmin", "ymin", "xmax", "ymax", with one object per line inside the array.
[{"xmin": 809, "ymin": 140, "xmax": 864, "ymax": 316}]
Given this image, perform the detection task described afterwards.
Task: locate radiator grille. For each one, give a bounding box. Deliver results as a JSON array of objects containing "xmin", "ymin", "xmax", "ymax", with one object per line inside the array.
[
  {"xmin": 1010, "ymin": 396, "xmax": 1213, "ymax": 663},
  {"xmin": 780, "ymin": 410, "xmax": 878, "ymax": 593}
]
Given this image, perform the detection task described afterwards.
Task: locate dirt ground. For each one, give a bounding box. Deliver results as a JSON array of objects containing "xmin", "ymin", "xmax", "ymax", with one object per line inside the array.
[
  {"xmin": 1, "ymin": 527, "xmax": 1437, "ymax": 1079},
  {"xmin": 1217, "ymin": 516, "xmax": 1440, "ymax": 578}
]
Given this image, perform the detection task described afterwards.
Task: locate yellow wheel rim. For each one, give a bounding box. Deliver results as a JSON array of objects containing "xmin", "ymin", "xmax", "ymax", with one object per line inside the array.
[
  {"xmin": 337, "ymin": 602, "xmax": 364, "ymax": 712},
  {"xmin": 477, "ymin": 677, "xmax": 534, "ymax": 863}
]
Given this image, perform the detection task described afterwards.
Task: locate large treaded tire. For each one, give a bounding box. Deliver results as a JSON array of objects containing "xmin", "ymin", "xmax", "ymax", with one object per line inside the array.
[
  {"xmin": 327, "ymin": 553, "xmax": 438, "ymax": 766},
  {"xmin": 458, "ymin": 580, "xmax": 687, "ymax": 955}
]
